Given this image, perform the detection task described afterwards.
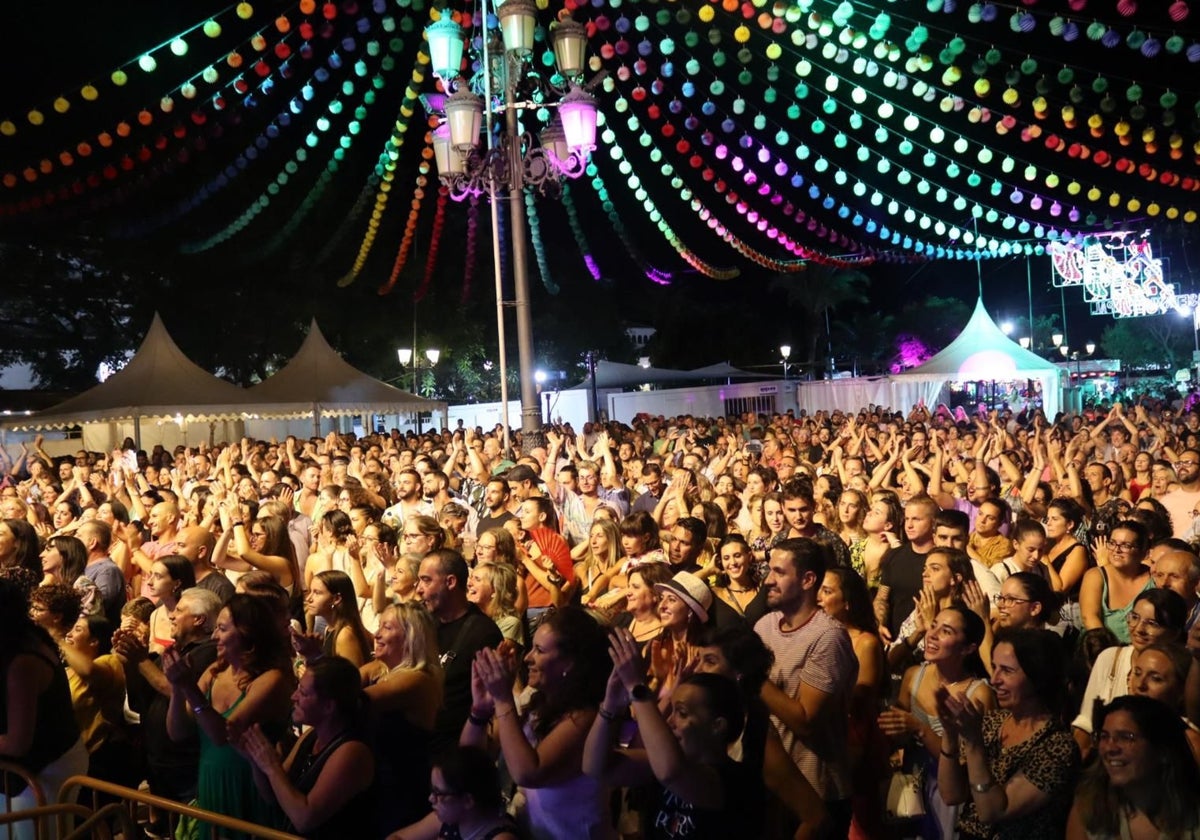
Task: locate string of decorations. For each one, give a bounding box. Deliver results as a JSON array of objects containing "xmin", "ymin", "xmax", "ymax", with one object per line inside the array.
[
  {"xmin": 583, "ymin": 160, "xmax": 675, "ymax": 284},
  {"xmin": 561, "ymin": 183, "xmax": 602, "ymax": 281},
  {"xmin": 593, "ymin": 122, "xmax": 741, "ymax": 279},
  {"xmin": 179, "ymin": 51, "xmax": 377, "ymax": 252},
  {"xmin": 684, "ymin": 0, "xmax": 1200, "ymax": 225},
  {"xmin": 0, "ymin": 2, "xmax": 259, "ymax": 137},
  {"xmin": 378, "ymin": 151, "xmax": 433, "ymax": 295},
  {"xmin": 339, "ymin": 0, "xmax": 435, "ymax": 287},
  {"xmin": 702, "ymin": 0, "xmax": 1192, "ymax": 213},
  {"xmin": 599, "ymin": 23, "xmax": 1024, "ymax": 259},
  {"xmin": 602, "ymin": 110, "xmax": 829, "ymax": 271},
  {"xmin": 415, "ymin": 184, "xmax": 448, "ymax": 301},
  {"xmin": 129, "ymin": 33, "xmax": 392, "ymax": 241},
  {"xmin": 0, "ymin": 10, "xmax": 314, "ymax": 194},
  {"xmin": 784, "ymin": 3, "xmax": 1200, "ymax": 163},
  {"xmin": 461, "ymin": 192, "xmax": 480, "ymax": 303},
  {"xmin": 524, "ymin": 189, "xmax": 560, "ymax": 294}
]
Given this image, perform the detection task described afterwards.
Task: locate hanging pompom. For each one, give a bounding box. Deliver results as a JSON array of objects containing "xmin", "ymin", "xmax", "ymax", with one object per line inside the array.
[{"xmin": 1169, "ymin": 0, "xmax": 1190, "ymax": 21}]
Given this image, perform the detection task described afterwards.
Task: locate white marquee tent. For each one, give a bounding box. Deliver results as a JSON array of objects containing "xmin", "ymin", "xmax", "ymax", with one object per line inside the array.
[
  {"xmin": 244, "ymin": 319, "xmax": 447, "ymax": 437},
  {"xmin": 796, "ymin": 299, "xmax": 1063, "ymax": 417}
]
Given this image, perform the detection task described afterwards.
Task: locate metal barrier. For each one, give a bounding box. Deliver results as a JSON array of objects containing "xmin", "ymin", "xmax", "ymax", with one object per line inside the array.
[
  {"xmin": 0, "ymin": 803, "xmax": 95, "ymax": 840},
  {"xmin": 0, "ymin": 761, "xmax": 48, "ymax": 840},
  {"xmin": 58, "ymin": 776, "xmax": 301, "ymax": 840}
]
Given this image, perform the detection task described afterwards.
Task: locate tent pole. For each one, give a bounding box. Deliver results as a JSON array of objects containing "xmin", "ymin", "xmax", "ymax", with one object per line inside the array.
[
  {"xmin": 134, "ymin": 416, "xmax": 142, "ymax": 451},
  {"xmin": 312, "ymin": 404, "xmax": 320, "ymax": 439}
]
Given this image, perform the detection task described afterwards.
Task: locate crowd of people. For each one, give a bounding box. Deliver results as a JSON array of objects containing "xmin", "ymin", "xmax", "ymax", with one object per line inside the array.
[{"xmin": 2, "ymin": 399, "xmax": 1200, "ymax": 839}]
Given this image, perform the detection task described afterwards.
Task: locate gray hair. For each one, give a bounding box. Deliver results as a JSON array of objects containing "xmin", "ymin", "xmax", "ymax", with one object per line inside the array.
[{"xmin": 177, "ymin": 587, "xmax": 223, "ymax": 628}]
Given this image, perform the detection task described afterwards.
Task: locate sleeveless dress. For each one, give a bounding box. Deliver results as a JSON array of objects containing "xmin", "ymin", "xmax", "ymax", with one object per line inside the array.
[
  {"xmin": 195, "ymin": 684, "xmax": 282, "ymax": 838},
  {"xmin": 909, "ymin": 664, "xmax": 989, "ymax": 840},
  {"xmin": 1099, "ymin": 568, "xmax": 1153, "ymax": 644}
]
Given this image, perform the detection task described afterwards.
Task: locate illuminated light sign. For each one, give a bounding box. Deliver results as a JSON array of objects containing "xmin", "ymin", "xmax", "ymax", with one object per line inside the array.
[{"xmin": 1048, "ymin": 232, "xmax": 1180, "ymax": 318}]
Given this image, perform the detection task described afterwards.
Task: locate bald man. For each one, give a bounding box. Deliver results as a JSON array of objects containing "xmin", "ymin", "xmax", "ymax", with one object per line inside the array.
[
  {"xmin": 131, "ymin": 501, "xmax": 182, "ymax": 602},
  {"xmin": 176, "ymin": 525, "xmax": 234, "ymax": 604}
]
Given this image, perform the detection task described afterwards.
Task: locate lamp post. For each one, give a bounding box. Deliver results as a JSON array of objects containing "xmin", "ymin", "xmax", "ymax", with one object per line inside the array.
[
  {"xmin": 397, "ymin": 347, "xmax": 440, "ymax": 432},
  {"xmin": 424, "ymin": 9, "xmax": 597, "ymax": 453},
  {"xmin": 535, "ymin": 369, "xmax": 550, "ymax": 425},
  {"xmin": 779, "ymin": 344, "xmax": 791, "ymax": 381}
]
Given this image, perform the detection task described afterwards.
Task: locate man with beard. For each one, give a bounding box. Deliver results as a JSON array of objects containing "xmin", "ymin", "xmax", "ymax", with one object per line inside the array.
[{"xmin": 754, "ymin": 538, "xmax": 857, "ymax": 838}]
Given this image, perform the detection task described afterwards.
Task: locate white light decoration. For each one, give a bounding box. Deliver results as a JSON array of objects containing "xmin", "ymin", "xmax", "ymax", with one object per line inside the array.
[{"xmin": 1047, "ymin": 232, "xmax": 1188, "ymax": 318}]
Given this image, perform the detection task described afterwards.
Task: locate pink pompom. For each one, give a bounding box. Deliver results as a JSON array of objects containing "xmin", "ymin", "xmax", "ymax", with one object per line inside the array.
[
  {"xmin": 1169, "ymin": 0, "xmax": 1190, "ymax": 21},
  {"xmin": 1116, "ymin": 0, "xmax": 1136, "ymax": 15},
  {"xmin": 1067, "ymin": 0, "xmax": 1086, "ymax": 8}
]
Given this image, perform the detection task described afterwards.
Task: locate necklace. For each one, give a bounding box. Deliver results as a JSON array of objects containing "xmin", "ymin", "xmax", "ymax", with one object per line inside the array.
[{"xmin": 727, "ymin": 584, "xmax": 755, "ymax": 593}]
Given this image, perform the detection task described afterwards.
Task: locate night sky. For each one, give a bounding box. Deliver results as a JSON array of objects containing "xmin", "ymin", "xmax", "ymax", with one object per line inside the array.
[{"xmin": 3, "ymin": 0, "xmax": 1200, "ymax": 380}]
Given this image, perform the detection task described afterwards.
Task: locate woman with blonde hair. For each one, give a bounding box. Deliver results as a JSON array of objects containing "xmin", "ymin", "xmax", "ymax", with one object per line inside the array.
[
  {"xmin": 468, "ymin": 562, "xmax": 525, "ymax": 653},
  {"xmin": 575, "ymin": 518, "xmax": 623, "ymax": 609},
  {"xmin": 362, "ymin": 601, "xmax": 444, "ymax": 835}
]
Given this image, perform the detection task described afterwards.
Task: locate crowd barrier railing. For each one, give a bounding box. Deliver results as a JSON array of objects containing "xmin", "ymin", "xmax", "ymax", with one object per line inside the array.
[{"xmin": 58, "ymin": 776, "xmax": 301, "ymax": 840}]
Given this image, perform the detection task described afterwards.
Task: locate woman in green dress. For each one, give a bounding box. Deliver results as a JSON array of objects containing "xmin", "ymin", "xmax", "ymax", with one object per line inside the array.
[{"xmin": 164, "ymin": 593, "xmax": 294, "ymax": 834}]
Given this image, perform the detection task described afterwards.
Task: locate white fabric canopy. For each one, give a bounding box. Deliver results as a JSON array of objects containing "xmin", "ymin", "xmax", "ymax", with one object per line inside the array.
[
  {"xmin": 7, "ymin": 314, "xmax": 250, "ymax": 430},
  {"xmin": 891, "ymin": 298, "xmax": 1063, "ymax": 416},
  {"xmin": 245, "ymin": 319, "xmax": 446, "ymax": 419}
]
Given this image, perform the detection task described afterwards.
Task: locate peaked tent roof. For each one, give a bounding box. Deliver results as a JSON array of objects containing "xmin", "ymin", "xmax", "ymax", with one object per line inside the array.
[
  {"xmin": 892, "ymin": 298, "xmax": 1062, "ymax": 382},
  {"xmin": 8, "ymin": 313, "xmax": 250, "ymax": 429},
  {"xmin": 246, "ymin": 319, "xmax": 445, "ymax": 418}
]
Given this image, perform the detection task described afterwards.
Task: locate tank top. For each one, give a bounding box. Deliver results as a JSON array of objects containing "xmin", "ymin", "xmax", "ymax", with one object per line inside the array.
[
  {"xmin": 286, "ymin": 729, "xmax": 375, "ymax": 840},
  {"xmin": 1100, "ymin": 568, "xmax": 1154, "ymax": 644},
  {"xmin": 909, "ymin": 662, "xmax": 988, "ymax": 737},
  {"xmin": 0, "ymin": 632, "xmax": 80, "ymax": 776}
]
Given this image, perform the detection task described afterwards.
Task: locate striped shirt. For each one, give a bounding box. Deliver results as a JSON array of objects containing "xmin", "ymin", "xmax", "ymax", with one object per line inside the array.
[{"xmin": 754, "ymin": 608, "xmax": 858, "ymax": 799}]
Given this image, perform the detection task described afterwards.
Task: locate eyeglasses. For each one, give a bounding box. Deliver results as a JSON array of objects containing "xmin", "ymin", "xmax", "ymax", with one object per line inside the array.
[
  {"xmin": 402, "ymin": 533, "xmax": 423, "ymax": 541},
  {"xmin": 1095, "ymin": 730, "xmax": 1142, "ymax": 746},
  {"xmin": 1175, "ymin": 460, "xmax": 1200, "ymax": 467},
  {"xmin": 429, "ymin": 786, "xmax": 460, "ymax": 800},
  {"xmin": 994, "ymin": 594, "xmax": 1032, "ymax": 606},
  {"xmin": 1126, "ymin": 613, "xmax": 1163, "ymax": 632},
  {"xmin": 1108, "ymin": 541, "xmax": 1139, "ymax": 554}
]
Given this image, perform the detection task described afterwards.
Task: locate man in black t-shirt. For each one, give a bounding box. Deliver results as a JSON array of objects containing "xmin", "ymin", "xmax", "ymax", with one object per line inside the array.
[
  {"xmin": 873, "ymin": 496, "xmax": 937, "ymax": 641},
  {"xmin": 475, "ymin": 477, "xmax": 516, "ymax": 538},
  {"xmin": 417, "ymin": 549, "xmax": 502, "ymax": 757}
]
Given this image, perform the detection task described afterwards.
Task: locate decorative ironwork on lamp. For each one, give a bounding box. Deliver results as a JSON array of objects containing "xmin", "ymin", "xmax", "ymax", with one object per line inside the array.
[{"xmin": 421, "ymin": 9, "xmax": 598, "ymax": 200}]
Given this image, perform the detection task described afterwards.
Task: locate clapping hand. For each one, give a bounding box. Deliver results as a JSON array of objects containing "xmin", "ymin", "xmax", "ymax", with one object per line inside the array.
[
  {"xmin": 161, "ymin": 647, "xmax": 195, "ymax": 687},
  {"xmin": 610, "ymin": 628, "xmax": 647, "ymax": 692},
  {"xmin": 913, "ymin": 586, "xmax": 939, "ymax": 634},
  {"xmin": 961, "ymin": 580, "xmax": 990, "ymax": 624},
  {"xmin": 240, "ymin": 723, "xmax": 282, "ymax": 774},
  {"xmin": 939, "ymin": 688, "xmax": 986, "ymax": 744},
  {"xmin": 474, "ymin": 646, "xmax": 517, "ymax": 704}
]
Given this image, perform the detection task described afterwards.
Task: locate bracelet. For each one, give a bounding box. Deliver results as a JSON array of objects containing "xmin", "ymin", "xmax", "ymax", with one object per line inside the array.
[
  {"xmin": 971, "ymin": 778, "xmax": 998, "ymax": 793},
  {"xmin": 598, "ymin": 706, "xmax": 622, "ymax": 722},
  {"xmin": 468, "ymin": 710, "xmax": 493, "ymax": 727},
  {"xmin": 191, "ymin": 701, "xmax": 209, "ymax": 716},
  {"xmin": 940, "ymin": 747, "xmax": 957, "ymax": 759},
  {"xmin": 495, "ymin": 707, "xmax": 517, "ymax": 720},
  {"xmin": 231, "ymin": 521, "xmax": 244, "ymax": 528}
]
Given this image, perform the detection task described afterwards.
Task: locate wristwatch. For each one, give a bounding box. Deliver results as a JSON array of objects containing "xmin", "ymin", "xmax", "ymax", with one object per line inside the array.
[
  {"xmin": 971, "ymin": 779, "xmax": 997, "ymax": 793},
  {"xmin": 630, "ymin": 683, "xmax": 654, "ymax": 703}
]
